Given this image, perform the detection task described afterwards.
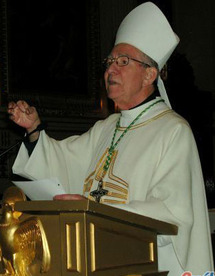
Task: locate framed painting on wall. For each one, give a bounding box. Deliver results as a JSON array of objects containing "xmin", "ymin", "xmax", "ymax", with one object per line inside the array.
[{"xmin": 0, "ymin": 0, "xmax": 105, "ymax": 118}]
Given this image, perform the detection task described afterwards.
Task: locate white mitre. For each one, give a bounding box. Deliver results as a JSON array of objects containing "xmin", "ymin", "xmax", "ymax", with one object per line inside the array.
[{"xmin": 115, "ymin": 1, "xmax": 180, "ymax": 108}]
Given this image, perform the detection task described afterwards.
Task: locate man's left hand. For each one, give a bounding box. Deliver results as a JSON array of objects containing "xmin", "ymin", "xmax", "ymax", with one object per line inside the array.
[{"xmin": 53, "ymin": 194, "xmax": 87, "ymax": 201}]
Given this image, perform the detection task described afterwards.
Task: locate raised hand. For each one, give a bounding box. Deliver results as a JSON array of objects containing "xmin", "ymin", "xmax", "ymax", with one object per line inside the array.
[
  {"xmin": 8, "ymin": 100, "xmax": 41, "ymax": 131},
  {"xmin": 8, "ymin": 100, "xmax": 41, "ymax": 142}
]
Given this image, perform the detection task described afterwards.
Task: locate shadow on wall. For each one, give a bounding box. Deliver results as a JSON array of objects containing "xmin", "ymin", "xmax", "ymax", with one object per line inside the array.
[{"xmin": 163, "ymin": 52, "xmax": 215, "ymax": 208}]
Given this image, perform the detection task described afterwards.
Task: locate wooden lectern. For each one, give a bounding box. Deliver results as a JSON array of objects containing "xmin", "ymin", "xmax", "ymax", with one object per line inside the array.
[{"xmin": 14, "ymin": 200, "xmax": 177, "ymax": 276}]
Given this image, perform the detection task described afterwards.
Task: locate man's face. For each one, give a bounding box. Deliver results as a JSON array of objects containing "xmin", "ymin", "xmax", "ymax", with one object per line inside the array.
[{"xmin": 104, "ymin": 43, "xmax": 150, "ymax": 110}]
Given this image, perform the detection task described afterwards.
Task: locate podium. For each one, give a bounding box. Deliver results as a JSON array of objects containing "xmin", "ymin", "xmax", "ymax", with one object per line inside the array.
[{"xmin": 14, "ymin": 200, "xmax": 178, "ymax": 276}]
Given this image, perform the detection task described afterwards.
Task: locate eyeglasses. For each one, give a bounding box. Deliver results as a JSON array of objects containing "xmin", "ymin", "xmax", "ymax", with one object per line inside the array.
[{"xmin": 103, "ymin": 55, "xmax": 151, "ymax": 69}]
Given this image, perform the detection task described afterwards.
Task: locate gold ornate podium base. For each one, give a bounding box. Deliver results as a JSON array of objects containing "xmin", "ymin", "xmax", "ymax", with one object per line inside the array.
[{"xmin": 12, "ymin": 200, "xmax": 177, "ymax": 276}]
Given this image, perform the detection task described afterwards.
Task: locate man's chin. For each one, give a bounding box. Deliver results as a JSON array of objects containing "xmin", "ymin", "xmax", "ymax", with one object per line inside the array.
[{"xmin": 107, "ymin": 88, "xmax": 120, "ymax": 100}]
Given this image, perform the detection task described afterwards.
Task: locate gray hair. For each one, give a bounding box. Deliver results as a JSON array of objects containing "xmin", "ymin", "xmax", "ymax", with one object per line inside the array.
[{"xmin": 142, "ymin": 52, "xmax": 159, "ymax": 86}]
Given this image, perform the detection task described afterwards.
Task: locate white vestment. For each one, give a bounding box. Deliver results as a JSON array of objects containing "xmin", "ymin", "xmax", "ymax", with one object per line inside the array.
[{"xmin": 13, "ymin": 97, "xmax": 214, "ymax": 275}]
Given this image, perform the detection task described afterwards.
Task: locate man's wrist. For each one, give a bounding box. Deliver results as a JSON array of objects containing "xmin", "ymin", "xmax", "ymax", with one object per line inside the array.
[
  {"xmin": 26, "ymin": 120, "xmax": 41, "ymax": 134},
  {"xmin": 25, "ymin": 122, "xmax": 46, "ymax": 142},
  {"xmin": 28, "ymin": 131, "xmax": 40, "ymax": 142}
]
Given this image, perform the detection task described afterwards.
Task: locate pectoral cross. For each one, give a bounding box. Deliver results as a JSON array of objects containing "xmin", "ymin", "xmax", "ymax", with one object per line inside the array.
[{"xmin": 90, "ymin": 179, "xmax": 108, "ymax": 203}]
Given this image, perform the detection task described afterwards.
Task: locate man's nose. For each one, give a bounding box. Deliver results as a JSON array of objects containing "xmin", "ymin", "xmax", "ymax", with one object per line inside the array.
[{"xmin": 106, "ymin": 60, "xmax": 118, "ymax": 73}]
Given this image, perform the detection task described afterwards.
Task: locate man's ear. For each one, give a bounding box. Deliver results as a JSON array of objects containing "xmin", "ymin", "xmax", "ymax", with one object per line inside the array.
[{"xmin": 143, "ymin": 67, "xmax": 158, "ymax": 85}]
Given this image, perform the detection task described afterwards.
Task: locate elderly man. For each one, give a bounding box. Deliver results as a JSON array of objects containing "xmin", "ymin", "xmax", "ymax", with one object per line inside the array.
[{"xmin": 8, "ymin": 2, "xmax": 213, "ymax": 275}]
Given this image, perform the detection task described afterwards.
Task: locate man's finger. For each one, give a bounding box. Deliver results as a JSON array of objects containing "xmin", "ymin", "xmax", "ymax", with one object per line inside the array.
[{"xmin": 17, "ymin": 100, "xmax": 29, "ymax": 113}]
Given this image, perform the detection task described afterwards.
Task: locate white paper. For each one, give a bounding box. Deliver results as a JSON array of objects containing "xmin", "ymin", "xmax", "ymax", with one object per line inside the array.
[{"xmin": 13, "ymin": 177, "xmax": 66, "ymax": 200}]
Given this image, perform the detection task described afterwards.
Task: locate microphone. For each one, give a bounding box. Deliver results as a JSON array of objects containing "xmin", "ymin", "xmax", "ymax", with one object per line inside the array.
[
  {"xmin": 0, "ymin": 140, "xmax": 22, "ymax": 158},
  {"xmin": 0, "ymin": 122, "xmax": 46, "ymax": 159}
]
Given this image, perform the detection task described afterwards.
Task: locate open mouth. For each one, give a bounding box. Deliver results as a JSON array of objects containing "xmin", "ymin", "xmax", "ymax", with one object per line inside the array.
[{"xmin": 108, "ymin": 76, "xmax": 118, "ymax": 85}]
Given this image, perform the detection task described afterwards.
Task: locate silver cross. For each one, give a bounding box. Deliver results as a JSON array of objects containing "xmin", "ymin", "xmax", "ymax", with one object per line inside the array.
[{"xmin": 90, "ymin": 179, "xmax": 108, "ymax": 203}]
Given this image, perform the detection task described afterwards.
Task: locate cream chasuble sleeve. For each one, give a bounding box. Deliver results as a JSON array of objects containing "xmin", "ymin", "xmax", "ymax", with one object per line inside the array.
[{"xmin": 12, "ymin": 118, "xmax": 114, "ymax": 194}]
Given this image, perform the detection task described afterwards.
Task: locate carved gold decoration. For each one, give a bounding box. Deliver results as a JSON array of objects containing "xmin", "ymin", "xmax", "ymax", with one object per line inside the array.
[
  {"xmin": 0, "ymin": 186, "xmax": 51, "ymax": 275},
  {"xmin": 66, "ymin": 222, "xmax": 81, "ymax": 272}
]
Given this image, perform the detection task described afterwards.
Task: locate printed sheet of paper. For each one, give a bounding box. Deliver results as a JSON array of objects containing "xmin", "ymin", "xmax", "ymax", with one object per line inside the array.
[{"xmin": 13, "ymin": 177, "xmax": 66, "ymax": 200}]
